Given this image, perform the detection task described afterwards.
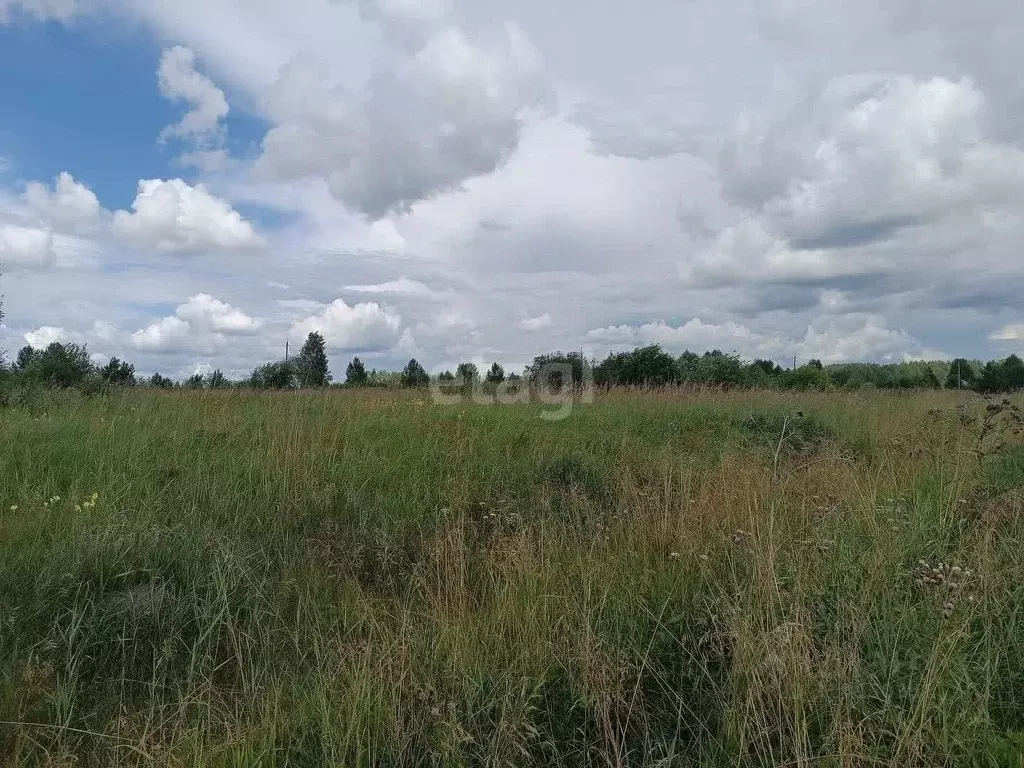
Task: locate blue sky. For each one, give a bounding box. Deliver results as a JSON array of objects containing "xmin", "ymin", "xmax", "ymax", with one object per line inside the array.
[
  {"xmin": 1, "ymin": 0, "xmax": 1023, "ymax": 378},
  {"xmin": 0, "ymin": 17, "xmax": 267, "ymax": 209},
  {"xmin": 0, "ymin": 19, "xmax": 174, "ymax": 206}
]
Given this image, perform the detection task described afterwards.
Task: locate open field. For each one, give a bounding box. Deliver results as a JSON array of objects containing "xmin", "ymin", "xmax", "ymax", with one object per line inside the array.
[{"xmin": 1, "ymin": 388, "xmax": 1023, "ymax": 767}]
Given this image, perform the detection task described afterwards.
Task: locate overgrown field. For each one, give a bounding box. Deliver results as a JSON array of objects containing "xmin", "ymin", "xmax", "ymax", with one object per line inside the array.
[{"xmin": 1, "ymin": 389, "xmax": 1023, "ymax": 767}]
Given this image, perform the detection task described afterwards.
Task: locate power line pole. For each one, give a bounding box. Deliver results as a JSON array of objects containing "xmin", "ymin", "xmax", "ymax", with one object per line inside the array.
[{"xmin": 285, "ymin": 340, "xmax": 289, "ymax": 363}]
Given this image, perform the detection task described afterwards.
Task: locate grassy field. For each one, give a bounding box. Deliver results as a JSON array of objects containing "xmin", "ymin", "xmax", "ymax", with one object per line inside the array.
[{"xmin": 1, "ymin": 388, "xmax": 1023, "ymax": 767}]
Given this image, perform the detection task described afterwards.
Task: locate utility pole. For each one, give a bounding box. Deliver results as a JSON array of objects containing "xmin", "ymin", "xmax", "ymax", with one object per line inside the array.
[{"xmin": 285, "ymin": 340, "xmax": 289, "ymax": 363}]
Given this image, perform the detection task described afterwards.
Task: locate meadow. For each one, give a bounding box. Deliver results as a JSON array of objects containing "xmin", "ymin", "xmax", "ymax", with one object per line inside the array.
[{"xmin": 1, "ymin": 387, "xmax": 1022, "ymax": 767}]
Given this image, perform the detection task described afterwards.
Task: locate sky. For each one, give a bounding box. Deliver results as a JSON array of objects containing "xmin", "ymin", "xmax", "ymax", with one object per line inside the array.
[{"xmin": 1, "ymin": 0, "xmax": 1023, "ymax": 379}]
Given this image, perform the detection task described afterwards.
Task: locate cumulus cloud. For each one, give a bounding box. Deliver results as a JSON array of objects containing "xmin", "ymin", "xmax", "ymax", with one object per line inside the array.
[
  {"xmin": 22, "ymin": 172, "xmax": 101, "ymax": 229},
  {"xmin": 586, "ymin": 313, "xmax": 943, "ymax": 365},
  {"xmin": 158, "ymin": 46, "xmax": 229, "ymax": 146},
  {"xmin": 6, "ymin": 0, "xmax": 1024, "ymax": 373},
  {"xmin": 131, "ymin": 294, "xmax": 261, "ymax": 351},
  {"xmin": 255, "ymin": 19, "xmax": 550, "ymax": 217},
  {"xmin": 0, "ymin": 224, "xmax": 55, "ymax": 268},
  {"xmin": 24, "ymin": 325, "xmax": 71, "ymax": 347},
  {"xmin": 720, "ymin": 75, "xmax": 1024, "ymax": 249},
  {"xmin": 291, "ymin": 299, "xmax": 403, "ymax": 352},
  {"xmin": 112, "ymin": 179, "xmax": 263, "ymax": 253}
]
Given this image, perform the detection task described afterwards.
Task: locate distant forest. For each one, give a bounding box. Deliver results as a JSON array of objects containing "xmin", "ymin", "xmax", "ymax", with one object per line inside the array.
[{"xmin": 3, "ymin": 332, "xmax": 1023, "ymax": 396}]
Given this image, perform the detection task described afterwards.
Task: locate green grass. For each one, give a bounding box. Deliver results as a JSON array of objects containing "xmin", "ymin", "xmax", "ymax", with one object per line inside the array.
[{"xmin": 0, "ymin": 388, "xmax": 1022, "ymax": 766}]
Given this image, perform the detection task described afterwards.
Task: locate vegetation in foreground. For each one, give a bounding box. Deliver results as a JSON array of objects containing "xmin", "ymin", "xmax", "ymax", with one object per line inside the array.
[{"xmin": 1, "ymin": 388, "xmax": 1023, "ymax": 766}]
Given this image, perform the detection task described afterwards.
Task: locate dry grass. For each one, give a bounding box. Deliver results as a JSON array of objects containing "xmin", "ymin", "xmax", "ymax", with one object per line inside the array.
[{"xmin": 0, "ymin": 387, "xmax": 1022, "ymax": 766}]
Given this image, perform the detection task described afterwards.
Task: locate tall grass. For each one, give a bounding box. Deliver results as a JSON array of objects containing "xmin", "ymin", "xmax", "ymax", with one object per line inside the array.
[{"xmin": 0, "ymin": 388, "xmax": 1022, "ymax": 766}]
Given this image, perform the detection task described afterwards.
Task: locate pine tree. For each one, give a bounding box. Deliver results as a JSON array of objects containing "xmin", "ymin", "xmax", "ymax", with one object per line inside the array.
[
  {"xmin": 402, "ymin": 358, "xmax": 429, "ymax": 388},
  {"xmin": 345, "ymin": 356, "xmax": 368, "ymax": 386},
  {"xmin": 297, "ymin": 332, "xmax": 330, "ymax": 387},
  {"xmin": 485, "ymin": 362, "xmax": 505, "ymax": 384},
  {"xmin": 100, "ymin": 357, "xmax": 136, "ymax": 386},
  {"xmin": 15, "ymin": 345, "xmax": 36, "ymax": 371}
]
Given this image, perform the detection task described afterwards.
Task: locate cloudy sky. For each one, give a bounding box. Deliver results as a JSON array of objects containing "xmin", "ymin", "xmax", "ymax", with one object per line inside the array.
[{"xmin": 1, "ymin": 0, "xmax": 1023, "ymax": 378}]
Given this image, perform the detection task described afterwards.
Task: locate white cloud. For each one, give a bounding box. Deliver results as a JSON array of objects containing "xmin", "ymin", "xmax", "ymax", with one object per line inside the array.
[
  {"xmin": 131, "ymin": 294, "xmax": 261, "ymax": 351},
  {"xmin": 992, "ymin": 324, "xmax": 1024, "ymax": 342},
  {"xmin": 158, "ymin": 46, "xmax": 229, "ymax": 145},
  {"xmin": 0, "ymin": 0, "xmax": 78, "ymax": 23},
  {"xmin": 131, "ymin": 316, "xmax": 192, "ymax": 350},
  {"xmin": 5, "ymin": 0, "xmax": 1024, "ymax": 374},
  {"xmin": 24, "ymin": 325, "xmax": 71, "ymax": 347},
  {"xmin": 586, "ymin": 314, "xmax": 944, "ymax": 364},
  {"xmin": 518, "ymin": 312, "xmax": 551, "ymax": 331},
  {"xmin": 255, "ymin": 19, "xmax": 550, "ymax": 217},
  {"xmin": 0, "ymin": 224, "xmax": 55, "ymax": 268},
  {"xmin": 291, "ymin": 298, "xmax": 403, "ymax": 351},
  {"xmin": 720, "ymin": 75, "xmax": 1024, "ymax": 249},
  {"xmin": 176, "ymin": 293, "xmax": 261, "ymax": 333},
  {"xmin": 343, "ymin": 277, "xmax": 434, "ymax": 296},
  {"xmin": 22, "ymin": 172, "xmax": 101, "ymax": 229},
  {"xmin": 112, "ymin": 179, "xmax": 263, "ymax": 253}
]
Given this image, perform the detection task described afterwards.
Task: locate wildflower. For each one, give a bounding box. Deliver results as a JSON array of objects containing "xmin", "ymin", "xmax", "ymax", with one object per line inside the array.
[
  {"xmin": 9, "ymin": 505, "xmax": 16, "ymax": 512},
  {"xmin": 74, "ymin": 505, "xmax": 81, "ymax": 513},
  {"xmin": 669, "ymin": 552, "xmax": 681, "ymax": 559}
]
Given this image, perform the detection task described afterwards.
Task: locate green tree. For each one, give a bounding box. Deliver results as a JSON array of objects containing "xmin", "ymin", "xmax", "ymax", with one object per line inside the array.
[
  {"xmin": 297, "ymin": 332, "xmax": 330, "ymax": 387},
  {"xmin": 920, "ymin": 367, "xmax": 941, "ymax": 389},
  {"xmin": 99, "ymin": 357, "xmax": 136, "ymax": 387},
  {"xmin": 345, "ymin": 356, "xmax": 368, "ymax": 386},
  {"xmin": 944, "ymin": 358, "xmax": 976, "ymax": 390},
  {"xmin": 30, "ymin": 342, "xmax": 93, "ymax": 388},
  {"xmin": 978, "ymin": 355, "xmax": 1024, "ymax": 393},
  {"xmin": 780, "ymin": 363, "xmax": 830, "ymax": 391},
  {"xmin": 456, "ymin": 362, "xmax": 479, "ymax": 383},
  {"xmin": 676, "ymin": 351, "xmax": 701, "ymax": 382},
  {"xmin": 149, "ymin": 372, "xmax": 175, "ymax": 389},
  {"xmin": 249, "ymin": 361, "xmax": 297, "ymax": 389},
  {"xmin": 185, "ymin": 373, "xmax": 205, "ymax": 389},
  {"xmin": 402, "ymin": 358, "xmax": 429, "ymax": 388},
  {"xmin": 485, "ymin": 362, "xmax": 506, "ymax": 384},
  {"xmin": 208, "ymin": 369, "xmax": 228, "ymax": 389},
  {"xmin": 15, "ymin": 345, "xmax": 36, "ymax": 371},
  {"xmin": 1005, "ymin": 354, "xmax": 1024, "ymax": 391},
  {"xmin": 526, "ymin": 352, "xmax": 589, "ymax": 389},
  {"xmin": 695, "ymin": 350, "xmax": 746, "ymax": 386}
]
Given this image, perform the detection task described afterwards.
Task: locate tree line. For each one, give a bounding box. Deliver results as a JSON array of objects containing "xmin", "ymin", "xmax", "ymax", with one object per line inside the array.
[{"xmin": 2, "ymin": 333, "xmax": 1024, "ymax": 395}]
